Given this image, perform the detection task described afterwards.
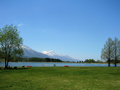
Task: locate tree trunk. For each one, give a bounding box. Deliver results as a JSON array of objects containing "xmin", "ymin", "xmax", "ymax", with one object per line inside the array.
[
  {"xmin": 108, "ymin": 62, "xmax": 110, "ymax": 67},
  {"xmin": 5, "ymin": 51, "xmax": 8, "ymax": 69},
  {"xmin": 6, "ymin": 55, "xmax": 10, "ymax": 68},
  {"xmin": 108, "ymin": 58, "xmax": 110, "ymax": 67},
  {"xmin": 115, "ymin": 62, "xmax": 116, "ymax": 67},
  {"xmin": 115, "ymin": 58, "xmax": 117, "ymax": 67},
  {"xmin": 7, "ymin": 60, "xmax": 9, "ymax": 68},
  {"xmin": 5, "ymin": 58, "xmax": 7, "ymax": 68},
  {"xmin": 5, "ymin": 54, "xmax": 9, "ymax": 69}
]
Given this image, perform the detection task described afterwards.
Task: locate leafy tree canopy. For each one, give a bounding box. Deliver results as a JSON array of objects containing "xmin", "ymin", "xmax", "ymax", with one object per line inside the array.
[
  {"xmin": 101, "ymin": 37, "xmax": 120, "ymax": 67},
  {"xmin": 0, "ymin": 24, "xmax": 24, "ymax": 68},
  {"xmin": 84, "ymin": 59, "xmax": 95, "ymax": 63}
]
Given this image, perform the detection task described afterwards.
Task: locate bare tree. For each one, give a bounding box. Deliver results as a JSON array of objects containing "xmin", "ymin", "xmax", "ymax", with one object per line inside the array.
[
  {"xmin": 113, "ymin": 37, "xmax": 120, "ymax": 67},
  {"xmin": 101, "ymin": 38, "xmax": 114, "ymax": 67}
]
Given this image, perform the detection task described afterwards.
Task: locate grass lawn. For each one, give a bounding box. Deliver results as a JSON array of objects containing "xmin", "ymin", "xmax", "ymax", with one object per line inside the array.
[{"xmin": 0, "ymin": 67, "xmax": 120, "ymax": 90}]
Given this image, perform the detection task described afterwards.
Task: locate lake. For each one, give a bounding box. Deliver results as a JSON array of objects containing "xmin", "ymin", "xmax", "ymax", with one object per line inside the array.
[{"xmin": 0, "ymin": 62, "xmax": 120, "ymax": 67}]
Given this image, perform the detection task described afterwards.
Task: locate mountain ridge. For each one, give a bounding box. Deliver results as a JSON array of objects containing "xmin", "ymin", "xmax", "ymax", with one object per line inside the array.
[
  {"xmin": 22, "ymin": 45, "xmax": 49, "ymax": 58},
  {"xmin": 22, "ymin": 45, "xmax": 80, "ymax": 61}
]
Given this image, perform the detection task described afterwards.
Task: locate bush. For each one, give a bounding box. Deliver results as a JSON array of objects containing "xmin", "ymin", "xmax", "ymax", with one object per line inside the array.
[
  {"xmin": 22, "ymin": 65, "xmax": 25, "ymax": 67},
  {"xmin": 54, "ymin": 64, "xmax": 56, "ymax": 67},
  {"xmin": 14, "ymin": 66, "xmax": 17, "ymax": 69}
]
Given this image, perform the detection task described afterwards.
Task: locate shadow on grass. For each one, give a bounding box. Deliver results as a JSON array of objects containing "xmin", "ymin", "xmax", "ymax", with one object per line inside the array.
[
  {"xmin": 0, "ymin": 67, "xmax": 29, "ymax": 70},
  {"xmin": 109, "ymin": 73, "xmax": 120, "ymax": 75}
]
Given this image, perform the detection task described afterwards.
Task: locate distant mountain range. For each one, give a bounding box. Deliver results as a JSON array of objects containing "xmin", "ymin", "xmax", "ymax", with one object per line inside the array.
[
  {"xmin": 41, "ymin": 51, "xmax": 80, "ymax": 62},
  {"xmin": 21, "ymin": 45, "xmax": 49, "ymax": 58},
  {"xmin": 21, "ymin": 45, "xmax": 80, "ymax": 62}
]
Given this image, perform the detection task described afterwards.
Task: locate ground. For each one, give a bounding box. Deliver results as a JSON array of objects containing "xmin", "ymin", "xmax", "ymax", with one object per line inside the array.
[{"xmin": 0, "ymin": 67, "xmax": 120, "ymax": 90}]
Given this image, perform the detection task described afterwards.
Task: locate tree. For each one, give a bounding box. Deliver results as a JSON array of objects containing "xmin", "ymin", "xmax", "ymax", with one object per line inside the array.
[
  {"xmin": 96, "ymin": 60, "xmax": 103, "ymax": 63},
  {"xmin": 0, "ymin": 24, "xmax": 24, "ymax": 68},
  {"xmin": 84, "ymin": 59, "xmax": 95, "ymax": 63},
  {"xmin": 101, "ymin": 38, "xmax": 114, "ymax": 67},
  {"xmin": 113, "ymin": 37, "xmax": 120, "ymax": 67},
  {"xmin": 0, "ymin": 51, "xmax": 5, "ymax": 58}
]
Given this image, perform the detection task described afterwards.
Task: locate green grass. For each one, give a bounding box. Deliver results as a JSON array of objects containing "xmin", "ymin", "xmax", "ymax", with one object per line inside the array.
[{"xmin": 0, "ymin": 67, "xmax": 120, "ymax": 90}]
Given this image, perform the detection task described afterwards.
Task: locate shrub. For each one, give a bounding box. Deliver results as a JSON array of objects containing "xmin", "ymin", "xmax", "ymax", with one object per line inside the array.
[
  {"xmin": 14, "ymin": 66, "xmax": 17, "ymax": 69},
  {"xmin": 22, "ymin": 65, "xmax": 25, "ymax": 67},
  {"xmin": 54, "ymin": 64, "xmax": 56, "ymax": 67}
]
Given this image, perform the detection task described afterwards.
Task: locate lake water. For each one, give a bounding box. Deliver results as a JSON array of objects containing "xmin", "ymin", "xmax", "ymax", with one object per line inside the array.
[{"xmin": 0, "ymin": 62, "xmax": 120, "ymax": 67}]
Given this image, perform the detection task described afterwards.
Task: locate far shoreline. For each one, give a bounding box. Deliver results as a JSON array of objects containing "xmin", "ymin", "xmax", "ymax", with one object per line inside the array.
[{"xmin": 1, "ymin": 61, "xmax": 120, "ymax": 64}]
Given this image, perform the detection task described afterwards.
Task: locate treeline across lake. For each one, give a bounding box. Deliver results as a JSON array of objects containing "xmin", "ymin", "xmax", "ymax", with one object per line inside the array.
[
  {"xmin": 82, "ymin": 59, "xmax": 120, "ymax": 63},
  {"xmin": 17, "ymin": 57, "xmax": 63, "ymax": 62}
]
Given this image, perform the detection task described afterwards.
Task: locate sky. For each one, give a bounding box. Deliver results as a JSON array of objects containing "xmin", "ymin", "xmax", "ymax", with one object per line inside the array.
[{"xmin": 0, "ymin": 0, "xmax": 120, "ymax": 61}]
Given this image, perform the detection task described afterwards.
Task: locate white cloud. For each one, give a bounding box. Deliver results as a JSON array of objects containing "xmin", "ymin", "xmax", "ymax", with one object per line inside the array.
[{"xmin": 18, "ymin": 23, "xmax": 23, "ymax": 26}]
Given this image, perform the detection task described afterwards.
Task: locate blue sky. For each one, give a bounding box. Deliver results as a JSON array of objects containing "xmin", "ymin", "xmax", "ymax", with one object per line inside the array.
[{"xmin": 0, "ymin": 0, "xmax": 120, "ymax": 61}]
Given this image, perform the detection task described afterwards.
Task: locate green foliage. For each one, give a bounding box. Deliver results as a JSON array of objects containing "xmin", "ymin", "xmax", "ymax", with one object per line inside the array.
[
  {"xmin": 65, "ymin": 61, "xmax": 70, "ymax": 62},
  {"xmin": 113, "ymin": 37, "xmax": 120, "ymax": 67},
  {"xmin": 84, "ymin": 59, "xmax": 95, "ymax": 63},
  {"xmin": 0, "ymin": 51, "xmax": 5, "ymax": 59},
  {"xmin": 96, "ymin": 60, "xmax": 103, "ymax": 63},
  {"xmin": 101, "ymin": 37, "xmax": 114, "ymax": 61},
  {"xmin": 0, "ymin": 67, "xmax": 120, "ymax": 90},
  {"xmin": 101, "ymin": 37, "xmax": 120, "ymax": 67},
  {"xmin": 54, "ymin": 64, "xmax": 56, "ymax": 67},
  {"xmin": 0, "ymin": 24, "xmax": 23, "ymax": 68},
  {"xmin": 18, "ymin": 57, "xmax": 63, "ymax": 62}
]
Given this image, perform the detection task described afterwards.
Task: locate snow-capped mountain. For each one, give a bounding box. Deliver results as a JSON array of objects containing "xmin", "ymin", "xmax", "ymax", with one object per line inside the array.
[
  {"xmin": 41, "ymin": 51, "xmax": 79, "ymax": 61},
  {"xmin": 21, "ymin": 45, "xmax": 80, "ymax": 61},
  {"xmin": 41, "ymin": 51, "xmax": 65, "ymax": 56},
  {"xmin": 21, "ymin": 45, "xmax": 49, "ymax": 58}
]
